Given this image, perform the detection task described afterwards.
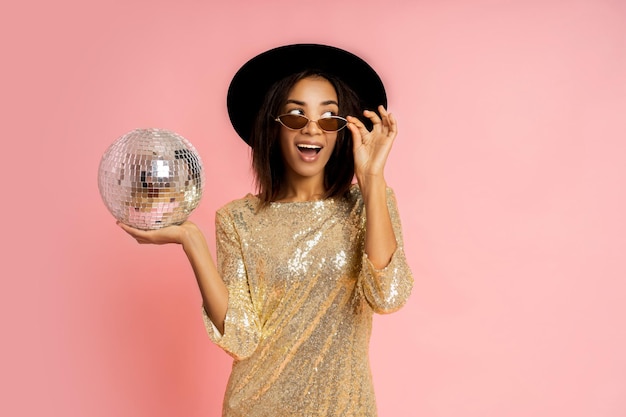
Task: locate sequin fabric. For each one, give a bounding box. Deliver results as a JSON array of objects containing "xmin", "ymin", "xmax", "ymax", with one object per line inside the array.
[{"xmin": 202, "ymin": 185, "xmax": 413, "ymax": 417}]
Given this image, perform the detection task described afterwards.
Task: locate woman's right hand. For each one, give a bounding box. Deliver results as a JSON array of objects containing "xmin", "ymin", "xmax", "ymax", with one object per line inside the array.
[{"xmin": 117, "ymin": 220, "xmax": 199, "ymax": 246}]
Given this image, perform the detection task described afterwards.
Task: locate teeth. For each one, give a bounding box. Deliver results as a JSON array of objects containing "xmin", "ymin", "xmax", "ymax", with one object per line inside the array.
[{"xmin": 297, "ymin": 144, "xmax": 321, "ymax": 149}]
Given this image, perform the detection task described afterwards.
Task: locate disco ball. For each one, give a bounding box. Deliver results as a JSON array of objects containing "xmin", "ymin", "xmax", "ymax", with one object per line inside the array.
[{"xmin": 98, "ymin": 128, "xmax": 204, "ymax": 230}]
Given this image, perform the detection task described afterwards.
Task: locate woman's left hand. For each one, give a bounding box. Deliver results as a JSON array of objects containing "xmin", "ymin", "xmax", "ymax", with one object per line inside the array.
[{"xmin": 347, "ymin": 105, "xmax": 397, "ymax": 183}]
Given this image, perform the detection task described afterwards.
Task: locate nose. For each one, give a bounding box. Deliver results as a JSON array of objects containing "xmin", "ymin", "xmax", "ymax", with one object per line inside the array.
[{"xmin": 302, "ymin": 118, "xmax": 322, "ymax": 134}]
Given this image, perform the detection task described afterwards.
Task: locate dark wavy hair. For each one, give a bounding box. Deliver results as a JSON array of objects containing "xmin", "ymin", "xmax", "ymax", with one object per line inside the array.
[{"xmin": 250, "ymin": 70, "xmax": 362, "ymax": 207}]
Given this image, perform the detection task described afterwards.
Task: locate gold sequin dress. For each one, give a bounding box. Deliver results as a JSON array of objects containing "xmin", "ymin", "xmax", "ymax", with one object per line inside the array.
[{"xmin": 203, "ymin": 185, "xmax": 413, "ymax": 417}]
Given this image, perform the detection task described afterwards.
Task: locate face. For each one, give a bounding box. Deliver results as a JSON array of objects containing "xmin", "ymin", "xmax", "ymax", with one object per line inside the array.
[{"xmin": 278, "ymin": 76, "xmax": 339, "ymax": 184}]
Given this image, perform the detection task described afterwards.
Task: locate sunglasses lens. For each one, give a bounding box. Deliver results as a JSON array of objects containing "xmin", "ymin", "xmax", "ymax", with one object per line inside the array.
[
  {"xmin": 318, "ymin": 117, "xmax": 346, "ymax": 132},
  {"xmin": 277, "ymin": 114, "xmax": 347, "ymax": 132},
  {"xmin": 279, "ymin": 114, "xmax": 308, "ymax": 129}
]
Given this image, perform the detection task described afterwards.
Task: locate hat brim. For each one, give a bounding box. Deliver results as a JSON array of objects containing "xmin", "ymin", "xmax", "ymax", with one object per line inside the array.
[{"xmin": 227, "ymin": 43, "xmax": 387, "ymax": 145}]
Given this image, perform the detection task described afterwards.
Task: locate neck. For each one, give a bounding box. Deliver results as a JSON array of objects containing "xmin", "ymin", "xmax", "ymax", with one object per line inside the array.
[{"xmin": 275, "ymin": 175, "xmax": 326, "ymax": 202}]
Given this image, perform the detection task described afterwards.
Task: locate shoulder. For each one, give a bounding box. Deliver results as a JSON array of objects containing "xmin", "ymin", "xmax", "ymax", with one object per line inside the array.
[
  {"xmin": 343, "ymin": 184, "xmax": 365, "ymax": 215},
  {"xmin": 216, "ymin": 193, "xmax": 259, "ymax": 220},
  {"xmin": 347, "ymin": 183, "xmax": 363, "ymax": 204}
]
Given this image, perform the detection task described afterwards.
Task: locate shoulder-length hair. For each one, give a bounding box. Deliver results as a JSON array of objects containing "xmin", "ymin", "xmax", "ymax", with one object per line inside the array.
[{"xmin": 250, "ymin": 70, "xmax": 361, "ymax": 207}]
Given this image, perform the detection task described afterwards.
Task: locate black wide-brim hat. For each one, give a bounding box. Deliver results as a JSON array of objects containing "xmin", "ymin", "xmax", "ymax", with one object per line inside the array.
[{"xmin": 227, "ymin": 43, "xmax": 387, "ymax": 145}]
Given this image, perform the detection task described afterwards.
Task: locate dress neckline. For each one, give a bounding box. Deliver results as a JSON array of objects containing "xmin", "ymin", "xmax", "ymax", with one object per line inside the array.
[{"xmin": 269, "ymin": 197, "xmax": 336, "ymax": 208}]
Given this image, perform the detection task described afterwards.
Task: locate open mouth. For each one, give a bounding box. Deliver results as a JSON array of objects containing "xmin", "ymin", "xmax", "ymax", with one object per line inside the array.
[{"xmin": 296, "ymin": 144, "xmax": 322, "ymax": 155}]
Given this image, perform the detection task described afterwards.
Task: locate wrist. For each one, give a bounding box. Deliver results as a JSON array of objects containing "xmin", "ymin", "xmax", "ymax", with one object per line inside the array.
[{"xmin": 179, "ymin": 222, "xmax": 201, "ymax": 247}]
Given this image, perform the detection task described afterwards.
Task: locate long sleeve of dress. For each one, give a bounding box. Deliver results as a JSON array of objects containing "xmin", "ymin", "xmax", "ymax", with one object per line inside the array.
[
  {"xmin": 202, "ymin": 209, "xmax": 261, "ymax": 360},
  {"xmin": 358, "ymin": 187, "xmax": 413, "ymax": 314}
]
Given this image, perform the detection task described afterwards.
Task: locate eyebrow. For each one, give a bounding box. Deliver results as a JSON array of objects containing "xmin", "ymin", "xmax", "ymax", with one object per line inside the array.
[{"xmin": 285, "ymin": 99, "xmax": 339, "ymax": 106}]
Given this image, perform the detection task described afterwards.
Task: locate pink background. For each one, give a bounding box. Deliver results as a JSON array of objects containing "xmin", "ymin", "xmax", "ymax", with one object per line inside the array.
[{"xmin": 3, "ymin": 0, "xmax": 626, "ymax": 416}]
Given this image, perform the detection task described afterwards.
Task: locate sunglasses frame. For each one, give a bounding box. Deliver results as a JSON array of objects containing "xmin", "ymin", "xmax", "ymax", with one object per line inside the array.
[{"xmin": 274, "ymin": 113, "xmax": 349, "ymax": 132}]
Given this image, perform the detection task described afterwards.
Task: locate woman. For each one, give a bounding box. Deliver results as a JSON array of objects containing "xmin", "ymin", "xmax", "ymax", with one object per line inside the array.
[{"xmin": 119, "ymin": 44, "xmax": 413, "ymax": 416}]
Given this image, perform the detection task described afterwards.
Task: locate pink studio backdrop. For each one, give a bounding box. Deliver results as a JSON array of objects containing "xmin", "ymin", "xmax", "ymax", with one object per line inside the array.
[{"xmin": 2, "ymin": 0, "xmax": 626, "ymax": 416}]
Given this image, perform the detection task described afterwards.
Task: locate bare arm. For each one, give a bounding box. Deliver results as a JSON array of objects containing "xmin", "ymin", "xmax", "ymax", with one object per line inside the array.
[
  {"xmin": 117, "ymin": 221, "xmax": 228, "ymax": 333},
  {"xmin": 347, "ymin": 105, "xmax": 399, "ymax": 268},
  {"xmin": 360, "ymin": 177, "xmax": 397, "ymax": 268}
]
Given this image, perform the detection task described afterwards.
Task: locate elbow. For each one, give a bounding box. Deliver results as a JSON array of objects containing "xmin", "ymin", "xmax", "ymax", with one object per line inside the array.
[
  {"xmin": 373, "ymin": 302, "xmax": 407, "ymax": 315},
  {"xmin": 224, "ymin": 330, "xmax": 260, "ymax": 361},
  {"xmin": 203, "ymin": 307, "xmax": 261, "ymax": 360},
  {"xmin": 220, "ymin": 313, "xmax": 261, "ymax": 361},
  {"xmin": 366, "ymin": 275, "xmax": 414, "ymax": 315},
  {"xmin": 369, "ymin": 291, "xmax": 411, "ymax": 314}
]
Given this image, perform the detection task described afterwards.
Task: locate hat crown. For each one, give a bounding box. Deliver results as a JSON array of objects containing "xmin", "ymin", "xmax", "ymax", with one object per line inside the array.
[{"xmin": 227, "ymin": 43, "xmax": 387, "ymax": 144}]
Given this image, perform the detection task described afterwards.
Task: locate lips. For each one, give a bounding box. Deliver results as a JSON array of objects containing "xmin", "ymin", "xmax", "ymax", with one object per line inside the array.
[{"xmin": 296, "ymin": 143, "xmax": 322, "ymax": 156}]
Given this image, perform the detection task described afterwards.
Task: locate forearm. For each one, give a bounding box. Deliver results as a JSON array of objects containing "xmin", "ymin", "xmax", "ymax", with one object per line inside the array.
[
  {"xmin": 360, "ymin": 176, "xmax": 397, "ymax": 269},
  {"xmin": 180, "ymin": 224, "xmax": 229, "ymax": 334}
]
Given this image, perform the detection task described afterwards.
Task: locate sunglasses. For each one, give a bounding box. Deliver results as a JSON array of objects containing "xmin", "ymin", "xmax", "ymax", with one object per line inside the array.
[{"xmin": 274, "ymin": 114, "xmax": 348, "ymax": 132}]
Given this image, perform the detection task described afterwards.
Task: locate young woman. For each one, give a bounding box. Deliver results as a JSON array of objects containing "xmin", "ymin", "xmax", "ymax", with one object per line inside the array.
[{"xmin": 119, "ymin": 44, "xmax": 413, "ymax": 417}]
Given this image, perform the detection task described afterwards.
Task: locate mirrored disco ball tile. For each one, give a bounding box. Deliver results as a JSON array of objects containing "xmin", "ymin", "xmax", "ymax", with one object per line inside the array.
[{"xmin": 98, "ymin": 128, "xmax": 204, "ymax": 230}]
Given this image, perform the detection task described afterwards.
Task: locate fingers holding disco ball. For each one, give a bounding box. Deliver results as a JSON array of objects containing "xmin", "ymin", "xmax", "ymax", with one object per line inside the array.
[{"xmin": 98, "ymin": 128, "xmax": 205, "ymax": 230}]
